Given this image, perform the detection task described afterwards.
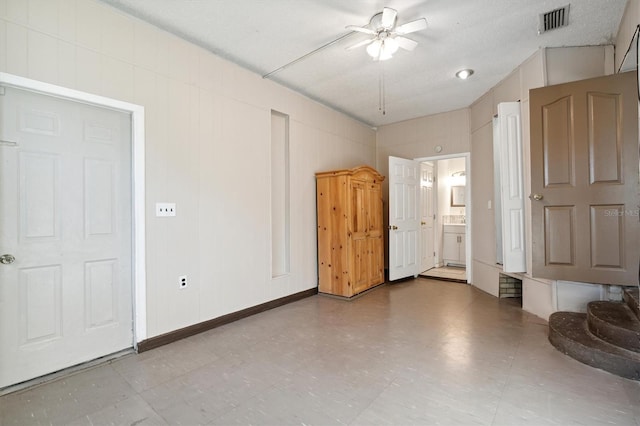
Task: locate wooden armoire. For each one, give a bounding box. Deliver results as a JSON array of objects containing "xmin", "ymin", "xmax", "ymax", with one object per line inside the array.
[{"xmin": 316, "ymin": 166, "xmax": 385, "ymax": 297}]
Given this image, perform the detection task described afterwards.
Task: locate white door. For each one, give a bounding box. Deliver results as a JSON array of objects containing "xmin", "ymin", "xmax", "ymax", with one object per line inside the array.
[
  {"xmin": 496, "ymin": 102, "xmax": 526, "ymax": 273},
  {"xmin": 0, "ymin": 86, "xmax": 133, "ymax": 388},
  {"xmin": 388, "ymin": 156, "xmax": 420, "ymax": 281},
  {"xmin": 420, "ymin": 162, "xmax": 435, "ymax": 272}
]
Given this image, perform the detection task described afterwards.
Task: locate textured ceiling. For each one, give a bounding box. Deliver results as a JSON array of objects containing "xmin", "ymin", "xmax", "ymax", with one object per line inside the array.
[{"xmin": 98, "ymin": 0, "xmax": 628, "ymax": 127}]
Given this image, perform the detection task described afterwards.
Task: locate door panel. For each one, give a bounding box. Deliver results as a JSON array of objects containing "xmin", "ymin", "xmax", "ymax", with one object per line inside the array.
[
  {"xmin": 388, "ymin": 156, "xmax": 420, "ymax": 281},
  {"xmin": 20, "ymin": 152, "xmax": 60, "ymax": 240},
  {"xmin": 590, "ymin": 205, "xmax": 624, "ymax": 268},
  {"xmin": 369, "ymin": 236, "xmax": 384, "ymax": 285},
  {"xmin": 0, "ymin": 86, "xmax": 133, "ymax": 388},
  {"xmin": 85, "ymin": 259, "xmax": 119, "ymax": 328},
  {"xmin": 349, "ymin": 179, "xmax": 368, "ymax": 293},
  {"xmin": 85, "ymin": 159, "xmax": 116, "ymax": 236},
  {"xmin": 588, "ymin": 93, "xmax": 622, "ymax": 184},
  {"xmin": 19, "ymin": 265, "xmax": 62, "ymax": 345},
  {"xmin": 367, "ymin": 183, "xmax": 383, "ymax": 238},
  {"xmin": 544, "ymin": 206, "xmax": 575, "ymax": 265},
  {"xmin": 530, "ymin": 72, "xmax": 638, "ymax": 285},
  {"xmin": 542, "ymin": 96, "xmax": 574, "ymax": 187},
  {"xmin": 350, "ymin": 180, "xmax": 367, "ymax": 234},
  {"xmin": 350, "ymin": 238, "xmax": 369, "ymax": 294},
  {"xmin": 442, "ymin": 233, "xmax": 459, "ymax": 262}
]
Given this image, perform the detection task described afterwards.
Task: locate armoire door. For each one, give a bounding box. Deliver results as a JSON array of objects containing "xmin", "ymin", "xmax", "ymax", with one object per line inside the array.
[
  {"xmin": 367, "ymin": 182, "xmax": 384, "ymax": 285},
  {"xmin": 349, "ymin": 179, "xmax": 369, "ymax": 294}
]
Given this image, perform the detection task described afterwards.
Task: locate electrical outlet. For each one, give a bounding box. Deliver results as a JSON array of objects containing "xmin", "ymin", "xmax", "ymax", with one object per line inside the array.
[
  {"xmin": 178, "ymin": 275, "xmax": 187, "ymax": 289},
  {"xmin": 156, "ymin": 202, "xmax": 176, "ymax": 217}
]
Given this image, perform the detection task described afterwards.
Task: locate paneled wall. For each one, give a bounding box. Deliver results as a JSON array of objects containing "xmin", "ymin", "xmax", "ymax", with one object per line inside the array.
[
  {"xmin": 0, "ymin": 0, "xmax": 376, "ymax": 338},
  {"xmin": 0, "ymin": 0, "xmax": 633, "ymax": 336}
]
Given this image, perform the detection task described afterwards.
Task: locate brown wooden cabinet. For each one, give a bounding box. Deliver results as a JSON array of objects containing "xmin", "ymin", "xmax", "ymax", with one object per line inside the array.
[{"xmin": 316, "ymin": 166, "xmax": 385, "ymax": 297}]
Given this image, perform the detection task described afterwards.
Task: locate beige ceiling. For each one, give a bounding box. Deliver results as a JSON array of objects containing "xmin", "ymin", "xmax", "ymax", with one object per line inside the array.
[{"xmin": 98, "ymin": 0, "xmax": 628, "ymax": 127}]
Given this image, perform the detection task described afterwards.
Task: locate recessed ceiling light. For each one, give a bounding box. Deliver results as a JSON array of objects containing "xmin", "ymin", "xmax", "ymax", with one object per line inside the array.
[{"xmin": 456, "ymin": 69, "xmax": 474, "ymax": 79}]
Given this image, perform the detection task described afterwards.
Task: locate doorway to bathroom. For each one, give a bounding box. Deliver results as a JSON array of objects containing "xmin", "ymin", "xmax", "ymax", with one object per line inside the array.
[{"xmin": 417, "ymin": 154, "xmax": 469, "ymax": 283}]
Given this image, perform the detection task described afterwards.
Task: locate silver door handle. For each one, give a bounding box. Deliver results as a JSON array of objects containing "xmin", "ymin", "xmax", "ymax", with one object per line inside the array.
[
  {"xmin": 389, "ymin": 225, "xmax": 398, "ymax": 230},
  {"xmin": 0, "ymin": 254, "xmax": 15, "ymax": 264},
  {"xmin": 530, "ymin": 193, "xmax": 543, "ymax": 201}
]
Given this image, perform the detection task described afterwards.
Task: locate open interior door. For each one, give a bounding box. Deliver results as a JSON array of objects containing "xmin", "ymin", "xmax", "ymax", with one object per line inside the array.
[
  {"xmin": 420, "ymin": 162, "xmax": 435, "ymax": 273},
  {"xmin": 388, "ymin": 156, "xmax": 420, "ymax": 280},
  {"xmin": 496, "ymin": 102, "xmax": 526, "ymax": 273},
  {"xmin": 530, "ymin": 71, "xmax": 639, "ymax": 285}
]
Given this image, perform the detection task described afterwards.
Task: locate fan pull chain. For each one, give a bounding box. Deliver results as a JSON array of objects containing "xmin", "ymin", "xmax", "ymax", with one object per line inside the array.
[
  {"xmin": 378, "ymin": 71, "xmax": 382, "ymax": 113},
  {"xmin": 378, "ymin": 64, "xmax": 386, "ymax": 115}
]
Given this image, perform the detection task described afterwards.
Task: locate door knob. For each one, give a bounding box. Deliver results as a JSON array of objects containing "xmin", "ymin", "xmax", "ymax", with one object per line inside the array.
[
  {"xmin": 389, "ymin": 225, "xmax": 398, "ymax": 230},
  {"xmin": 421, "ymin": 221, "xmax": 426, "ymax": 225},
  {"xmin": 530, "ymin": 193, "xmax": 544, "ymax": 201},
  {"xmin": 0, "ymin": 254, "xmax": 15, "ymax": 264}
]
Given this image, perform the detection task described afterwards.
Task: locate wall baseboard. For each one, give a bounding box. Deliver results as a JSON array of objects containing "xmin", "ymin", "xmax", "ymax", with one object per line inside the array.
[{"xmin": 137, "ymin": 287, "xmax": 318, "ymax": 352}]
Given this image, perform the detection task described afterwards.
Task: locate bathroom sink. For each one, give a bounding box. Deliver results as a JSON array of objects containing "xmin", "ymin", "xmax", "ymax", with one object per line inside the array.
[{"xmin": 443, "ymin": 224, "xmax": 465, "ymax": 233}]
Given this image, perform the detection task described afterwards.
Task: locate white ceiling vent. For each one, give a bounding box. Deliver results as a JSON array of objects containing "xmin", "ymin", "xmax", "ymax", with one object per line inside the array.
[{"xmin": 539, "ymin": 5, "xmax": 570, "ymax": 34}]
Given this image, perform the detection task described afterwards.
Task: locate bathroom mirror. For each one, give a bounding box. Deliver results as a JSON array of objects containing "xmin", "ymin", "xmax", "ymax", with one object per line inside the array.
[{"xmin": 451, "ymin": 186, "xmax": 465, "ymax": 207}]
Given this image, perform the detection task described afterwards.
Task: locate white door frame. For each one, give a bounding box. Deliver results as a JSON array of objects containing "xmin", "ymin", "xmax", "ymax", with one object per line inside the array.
[
  {"xmin": 415, "ymin": 152, "xmax": 471, "ymax": 283},
  {"xmin": 0, "ymin": 72, "xmax": 147, "ymax": 346}
]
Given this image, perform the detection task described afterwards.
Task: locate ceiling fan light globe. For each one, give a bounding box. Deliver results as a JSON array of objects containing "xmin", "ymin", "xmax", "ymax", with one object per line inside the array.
[
  {"xmin": 367, "ymin": 40, "xmax": 382, "ymax": 58},
  {"xmin": 384, "ymin": 38, "xmax": 399, "ymax": 55},
  {"xmin": 378, "ymin": 49, "xmax": 393, "ymax": 61}
]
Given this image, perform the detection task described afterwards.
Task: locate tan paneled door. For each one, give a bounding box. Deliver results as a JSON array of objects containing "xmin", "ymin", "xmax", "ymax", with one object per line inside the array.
[
  {"xmin": 0, "ymin": 86, "xmax": 133, "ymax": 388},
  {"xmin": 530, "ymin": 72, "xmax": 639, "ymax": 285},
  {"xmin": 388, "ymin": 156, "xmax": 420, "ymax": 280},
  {"xmin": 420, "ymin": 162, "xmax": 435, "ymax": 272}
]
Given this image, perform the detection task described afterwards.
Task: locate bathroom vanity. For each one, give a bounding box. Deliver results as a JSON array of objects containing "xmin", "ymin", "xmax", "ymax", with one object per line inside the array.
[{"xmin": 442, "ymin": 224, "xmax": 466, "ymax": 266}]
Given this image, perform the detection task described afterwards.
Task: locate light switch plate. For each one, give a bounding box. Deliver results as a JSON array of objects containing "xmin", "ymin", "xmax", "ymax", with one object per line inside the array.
[{"xmin": 156, "ymin": 202, "xmax": 176, "ymax": 217}]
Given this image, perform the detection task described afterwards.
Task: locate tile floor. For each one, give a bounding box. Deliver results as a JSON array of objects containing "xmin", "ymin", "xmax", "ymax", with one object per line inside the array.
[
  {"xmin": 420, "ymin": 266, "xmax": 467, "ymax": 282},
  {"xmin": 1, "ymin": 278, "xmax": 639, "ymax": 425}
]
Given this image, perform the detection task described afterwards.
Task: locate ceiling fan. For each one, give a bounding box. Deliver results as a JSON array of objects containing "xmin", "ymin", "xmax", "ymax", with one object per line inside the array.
[
  {"xmin": 346, "ymin": 7, "xmax": 427, "ymax": 60},
  {"xmin": 263, "ymin": 7, "xmax": 427, "ymax": 78}
]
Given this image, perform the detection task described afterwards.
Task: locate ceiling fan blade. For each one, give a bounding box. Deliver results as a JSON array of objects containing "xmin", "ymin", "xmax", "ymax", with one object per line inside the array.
[
  {"xmin": 346, "ymin": 25, "xmax": 376, "ymax": 35},
  {"xmin": 395, "ymin": 18, "xmax": 427, "ymax": 35},
  {"xmin": 381, "ymin": 7, "xmax": 397, "ymax": 28},
  {"xmin": 395, "ymin": 36, "xmax": 418, "ymax": 51},
  {"xmin": 347, "ymin": 38, "xmax": 375, "ymax": 50}
]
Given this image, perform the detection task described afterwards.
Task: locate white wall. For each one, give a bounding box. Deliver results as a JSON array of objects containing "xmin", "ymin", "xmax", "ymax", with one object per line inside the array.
[
  {"xmin": 616, "ymin": 0, "xmax": 640, "ymax": 72},
  {"xmin": 0, "ymin": 0, "xmax": 376, "ymax": 339},
  {"xmin": 436, "ymin": 157, "xmax": 466, "ymax": 220}
]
